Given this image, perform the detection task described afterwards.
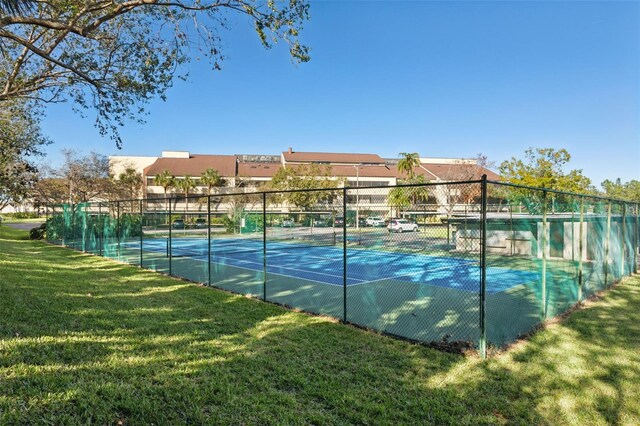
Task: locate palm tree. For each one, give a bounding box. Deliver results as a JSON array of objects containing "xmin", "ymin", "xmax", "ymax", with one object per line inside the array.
[
  {"xmin": 118, "ymin": 167, "xmax": 142, "ymax": 211},
  {"xmin": 175, "ymin": 175, "xmax": 196, "ymax": 220},
  {"xmin": 154, "ymin": 170, "xmax": 174, "ymax": 211},
  {"xmin": 200, "ymin": 168, "xmax": 224, "ymax": 195},
  {"xmin": 397, "ymin": 152, "xmax": 421, "ymax": 179}
]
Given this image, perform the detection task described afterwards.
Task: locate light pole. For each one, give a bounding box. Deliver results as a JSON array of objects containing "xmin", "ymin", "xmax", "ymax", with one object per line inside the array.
[
  {"xmin": 353, "ymin": 164, "xmax": 361, "ymax": 229},
  {"xmin": 351, "ymin": 163, "xmax": 390, "ymax": 229}
]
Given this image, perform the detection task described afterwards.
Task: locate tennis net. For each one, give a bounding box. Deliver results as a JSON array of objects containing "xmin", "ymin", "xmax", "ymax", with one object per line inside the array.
[{"xmin": 162, "ymin": 231, "xmax": 338, "ymax": 258}]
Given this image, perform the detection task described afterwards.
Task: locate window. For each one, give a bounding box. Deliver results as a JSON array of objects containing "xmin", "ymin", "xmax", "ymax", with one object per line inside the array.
[{"xmin": 347, "ymin": 180, "xmax": 389, "ymax": 188}]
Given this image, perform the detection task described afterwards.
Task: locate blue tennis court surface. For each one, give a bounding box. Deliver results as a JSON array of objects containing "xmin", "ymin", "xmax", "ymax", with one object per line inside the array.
[{"xmin": 134, "ymin": 238, "xmax": 538, "ymax": 294}]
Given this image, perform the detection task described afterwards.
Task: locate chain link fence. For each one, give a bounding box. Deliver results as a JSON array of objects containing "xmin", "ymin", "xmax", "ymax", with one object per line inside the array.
[{"xmin": 46, "ymin": 178, "xmax": 639, "ymax": 356}]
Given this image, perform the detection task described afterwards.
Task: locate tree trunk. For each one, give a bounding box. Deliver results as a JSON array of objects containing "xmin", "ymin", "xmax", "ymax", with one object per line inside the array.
[{"xmin": 185, "ymin": 190, "xmax": 189, "ymax": 222}]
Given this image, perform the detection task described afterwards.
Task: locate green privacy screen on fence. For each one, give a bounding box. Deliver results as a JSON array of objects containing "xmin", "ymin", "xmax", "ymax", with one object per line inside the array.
[{"xmin": 46, "ymin": 178, "xmax": 639, "ymax": 357}]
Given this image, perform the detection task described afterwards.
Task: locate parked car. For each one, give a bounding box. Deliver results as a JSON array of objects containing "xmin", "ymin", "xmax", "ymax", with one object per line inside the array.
[
  {"xmin": 195, "ymin": 218, "xmax": 207, "ymax": 228},
  {"xmin": 387, "ymin": 218, "xmax": 419, "ymax": 233},
  {"xmin": 172, "ymin": 219, "xmax": 185, "ymax": 229},
  {"xmin": 281, "ymin": 218, "xmax": 294, "ymax": 228},
  {"xmin": 333, "ymin": 217, "xmax": 345, "ymax": 227},
  {"xmin": 366, "ymin": 217, "xmax": 386, "ymax": 227},
  {"xmin": 357, "ymin": 217, "xmax": 367, "ymax": 227}
]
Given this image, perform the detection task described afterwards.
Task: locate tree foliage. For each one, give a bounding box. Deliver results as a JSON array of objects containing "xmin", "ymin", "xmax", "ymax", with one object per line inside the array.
[
  {"xmin": 33, "ymin": 149, "xmax": 111, "ymax": 205},
  {"xmin": 267, "ymin": 164, "xmax": 341, "ymax": 210},
  {"xmin": 0, "ymin": 100, "xmax": 49, "ymax": 209},
  {"xmin": 175, "ymin": 175, "xmax": 196, "ymax": 196},
  {"xmin": 497, "ymin": 148, "xmax": 594, "ymax": 214},
  {"xmin": 31, "ymin": 176, "xmax": 67, "ymax": 206},
  {"xmin": 200, "ymin": 167, "xmax": 224, "ymax": 195},
  {"xmin": 397, "ymin": 152, "xmax": 420, "ymax": 179},
  {"xmin": 0, "ymin": 0, "xmax": 310, "ymax": 147},
  {"xmin": 498, "ymin": 148, "xmax": 592, "ymax": 193},
  {"xmin": 601, "ymin": 178, "xmax": 640, "ymax": 202},
  {"xmin": 114, "ymin": 166, "xmax": 142, "ymax": 200},
  {"xmin": 388, "ymin": 175, "xmax": 431, "ymax": 212},
  {"xmin": 153, "ymin": 169, "xmax": 174, "ymax": 196},
  {"xmin": 0, "ymin": 0, "xmax": 35, "ymax": 15}
]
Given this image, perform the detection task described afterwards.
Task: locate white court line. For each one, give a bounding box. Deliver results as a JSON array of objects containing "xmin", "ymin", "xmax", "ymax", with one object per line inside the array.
[
  {"xmin": 265, "ymin": 251, "xmax": 343, "ymax": 262},
  {"xmin": 138, "ymin": 241, "xmax": 341, "ymax": 266},
  {"xmin": 143, "ymin": 243, "xmax": 465, "ymax": 286},
  {"xmin": 170, "ymin": 251, "xmax": 345, "ymax": 287},
  {"xmin": 137, "ymin": 243, "xmax": 478, "ymax": 287},
  {"xmin": 213, "ymin": 254, "xmax": 366, "ymax": 284},
  {"xmin": 386, "ymin": 263, "xmax": 478, "ymax": 278},
  {"xmin": 346, "ymin": 277, "xmax": 408, "ymax": 287}
]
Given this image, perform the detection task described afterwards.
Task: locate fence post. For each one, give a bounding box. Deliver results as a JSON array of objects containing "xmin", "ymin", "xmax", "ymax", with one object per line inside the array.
[
  {"xmin": 578, "ymin": 198, "xmax": 584, "ymax": 301},
  {"xmin": 71, "ymin": 203, "xmax": 76, "ymax": 249},
  {"xmin": 81, "ymin": 204, "xmax": 87, "ymax": 253},
  {"xmin": 140, "ymin": 199, "xmax": 144, "ymax": 267},
  {"xmin": 208, "ymin": 195, "xmax": 212, "ymax": 286},
  {"xmin": 343, "ymin": 187, "xmax": 348, "ymax": 323},
  {"xmin": 479, "ymin": 175, "xmax": 487, "ymax": 359},
  {"xmin": 98, "ymin": 203, "xmax": 103, "ymax": 256},
  {"xmin": 262, "ymin": 192, "xmax": 267, "ymax": 301},
  {"xmin": 168, "ymin": 198, "xmax": 172, "ymax": 276},
  {"xmin": 61, "ymin": 205, "xmax": 65, "ymax": 247},
  {"xmin": 116, "ymin": 201, "xmax": 121, "ymax": 260},
  {"xmin": 605, "ymin": 200, "xmax": 611, "ymax": 286},
  {"xmin": 621, "ymin": 203, "xmax": 626, "ymax": 277},
  {"xmin": 633, "ymin": 204, "xmax": 640, "ymax": 274},
  {"xmin": 541, "ymin": 190, "xmax": 547, "ymax": 320},
  {"xmin": 44, "ymin": 204, "xmax": 49, "ymax": 241}
]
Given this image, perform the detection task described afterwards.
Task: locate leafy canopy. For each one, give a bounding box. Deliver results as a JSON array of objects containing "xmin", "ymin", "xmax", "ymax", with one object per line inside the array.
[
  {"xmin": 154, "ymin": 170, "xmax": 175, "ymax": 194},
  {"xmin": 601, "ymin": 179, "xmax": 640, "ymax": 202},
  {"xmin": 0, "ymin": 0, "xmax": 310, "ymax": 147},
  {"xmin": 267, "ymin": 164, "xmax": 341, "ymax": 210},
  {"xmin": 200, "ymin": 168, "xmax": 224, "ymax": 195},
  {"xmin": 397, "ymin": 152, "xmax": 420, "ymax": 179},
  {"xmin": 388, "ymin": 175, "xmax": 430, "ymax": 210},
  {"xmin": 498, "ymin": 148, "xmax": 592, "ymax": 193},
  {"xmin": 175, "ymin": 175, "xmax": 196, "ymax": 196},
  {"xmin": 0, "ymin": 100, "xmax": 49, "ymax": 209},
  {"xmin": 115, "ymin": 167, "xmax": 142, "ymax": 200}
]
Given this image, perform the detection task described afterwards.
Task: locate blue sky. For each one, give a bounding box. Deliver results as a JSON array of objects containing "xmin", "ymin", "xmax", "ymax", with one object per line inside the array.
[{"xmin": 41, "ymin": 1, "xmax": 639, "ymax": 185}]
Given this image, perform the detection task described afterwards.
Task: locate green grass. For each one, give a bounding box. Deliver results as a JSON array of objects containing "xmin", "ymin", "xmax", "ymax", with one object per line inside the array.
[
  {"xmin": 0, "ymin": 225, "xmax": 30, "ymax": 239},
  {"xmin": 1, "ymin": 226, "xmax": 639, "ymax": 425},
  {"xmin": 0, "ymin": 217, "xmax": 44, "ymax": 223}
]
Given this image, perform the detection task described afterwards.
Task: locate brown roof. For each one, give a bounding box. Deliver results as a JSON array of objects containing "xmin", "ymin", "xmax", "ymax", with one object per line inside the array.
[
  {"xmin": 238, "ymin": 162, "xmax": 282, "ymax": 178},
  {"xmin": 145, "ymin": 155, "xmax": 237, "ymax": 177},
  {"xmin": 282, "ymin": 151, "xmax": 384, "ymax": 164},
  {"xmin": 420, "ymin": 163, "xmax": 501, "ymax": 181},
  {"xmin": 327, "ymin": 165, "xmax": 397, "ymax": 178}
]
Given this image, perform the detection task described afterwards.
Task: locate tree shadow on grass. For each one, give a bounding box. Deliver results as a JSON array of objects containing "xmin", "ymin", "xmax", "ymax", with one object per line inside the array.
[{"xmin": 1, "ymin": 239, "xmax": 639, "ymax": 424}]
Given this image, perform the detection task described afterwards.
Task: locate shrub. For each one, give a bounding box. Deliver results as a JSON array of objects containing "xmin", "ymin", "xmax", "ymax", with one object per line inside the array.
[
  {"xmin": 29, "ymin": 223, "xmax": 47, "ymax": 240},
  {"xmin": 8, "ymin": 212, "xmax": 40, "ymax": 219},
  {"xmin": 44, "ymin": 216, "xmax": 64, "ymax": 241}
]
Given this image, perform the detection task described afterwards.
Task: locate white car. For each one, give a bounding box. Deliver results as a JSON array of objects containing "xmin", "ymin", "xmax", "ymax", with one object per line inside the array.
[
  {"xmin": 387, "ymin": 219, "xmax": 419, "ymax": 233},
  {"xmin": 365, "ymin": 217, "xmax": 386, "ymax": 227}
]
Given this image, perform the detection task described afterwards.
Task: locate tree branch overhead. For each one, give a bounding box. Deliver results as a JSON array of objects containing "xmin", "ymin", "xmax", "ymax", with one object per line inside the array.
[{"xmin": 0, "ymin": 0, "xmax": 310, "ymax": 148}]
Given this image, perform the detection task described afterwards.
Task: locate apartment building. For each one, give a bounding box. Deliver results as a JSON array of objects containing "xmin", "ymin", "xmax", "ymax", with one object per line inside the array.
[{"xmin": 109, "ymin": 148, "xmax": 499, "ymax": 215}]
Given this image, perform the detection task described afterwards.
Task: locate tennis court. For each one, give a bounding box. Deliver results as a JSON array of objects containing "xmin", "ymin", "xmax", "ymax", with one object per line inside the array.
[
  {"xmin": 112, "ymin": 235, "xmax": 544, "ymax": 346},
  {"xmin": 47, "ymin": 180, "xmax": 638, "ymax": 352},
  {"xmin": 131, "ymin": 237, "xmax": 538, "ymax": 293}
]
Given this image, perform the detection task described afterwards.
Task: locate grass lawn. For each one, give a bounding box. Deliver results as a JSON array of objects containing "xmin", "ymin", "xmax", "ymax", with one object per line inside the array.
[
  {"xmin": 1, "ymin": 226, "xmax": 639, "ymax": 425},
  {"xmin": 0, "ymin": 217, "xmax": 44, "ymax": 223}
]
